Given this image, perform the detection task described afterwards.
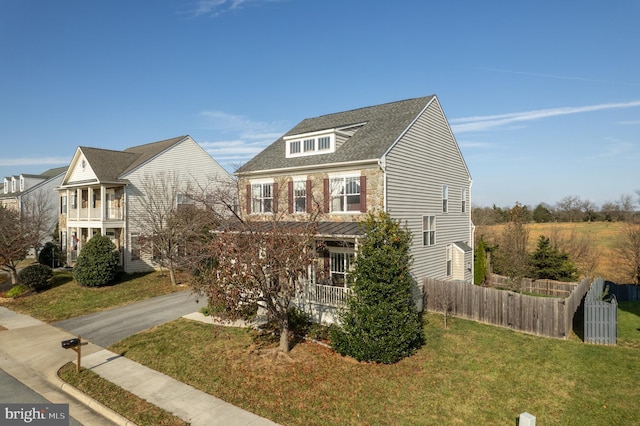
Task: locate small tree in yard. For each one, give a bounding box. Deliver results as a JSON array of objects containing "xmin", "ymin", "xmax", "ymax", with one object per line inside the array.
[
  {"xmin": 530, "ymin": 236, "xmax": 578, "ymax": 282},
  {"xmin": 192, "ymin": 218, "xmax": 319, "ymax": 355},
  {"xmin": 474, "ymin": 237, "xmax": 487, "ymax": 285},
  {"xmin": 73, "ymin": 235, "xmax": 120, "ymax": 287},
  {"xmin": 0, "ymin": 205, "xmax": 29, "ymax": 284},
  {"xmin": 492, "ymin": 202, "xmax": 530, "ymax": 291},
  {"xmin": 616, "ymin": 221, "xmax": 640, "ymax": 284},
  {"xmin": 331, "ymin": 211, "xmax": 424, "ymax": 364}
]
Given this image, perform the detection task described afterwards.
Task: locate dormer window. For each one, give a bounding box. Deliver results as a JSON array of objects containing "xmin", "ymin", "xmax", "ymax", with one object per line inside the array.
[
  {"xmin": 285, "ymin": 130, "xmax": 336, "ymax": 158},
  {"xmin": 20, "ymin": 176, "xmax": 24, "ymax": 191},
  {"xmin": 3, "ymin": 179, "xmax": 8, "ymax": 194}
]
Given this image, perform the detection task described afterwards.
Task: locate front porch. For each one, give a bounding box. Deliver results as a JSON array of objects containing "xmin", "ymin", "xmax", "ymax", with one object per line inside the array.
[{"xmin": 295, "ymin": 278, "xmax": 350, "ymax": 325}]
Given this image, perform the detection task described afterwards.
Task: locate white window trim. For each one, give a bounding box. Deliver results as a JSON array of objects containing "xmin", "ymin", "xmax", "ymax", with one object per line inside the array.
[
  {"xmin": 292, "ymin": 177, "xmax": 307, "ymax": 214},
  {"xmin": 251, "ymin": 179, "xmax": 274, "ymax": 214},
  {"xmin": 442, "ymin": 184, "xmax": 448, "ymax": 213},
  {"xmin": 422, "ymin": 215, "xmax": 436, "ymax": 246},
  {"xmin": 328, "ymin": 173, "xmax": 361, "ymax": 214},
  {"xmin": 285, "ymin": 130, "xmax": 336, "ymax": 158},
  {"xmin": 462, "ymin": 188, "xmax": 467, "ymax": 213}
]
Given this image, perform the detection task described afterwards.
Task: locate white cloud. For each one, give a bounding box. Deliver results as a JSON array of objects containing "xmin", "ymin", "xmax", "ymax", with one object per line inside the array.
[
  {"xmin": 0, "ymin": 157, "xmax": 70, "ymax": 167},
  {"xmin": 198, "ymin": 109, "xmax": 288, "ymax": 170},
  {"xmin": 450, "ymin": 100, "xmax": 640, "ymax": 133},
  {"xmin": 182, "ymin": 0, "xmax": 280, "ymax": 17}
]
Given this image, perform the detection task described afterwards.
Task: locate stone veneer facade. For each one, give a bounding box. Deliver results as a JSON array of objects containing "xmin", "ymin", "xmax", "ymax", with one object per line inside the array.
[{"xmin": 238, "ymin": 166, "xmax": 384, "ymax": 222}]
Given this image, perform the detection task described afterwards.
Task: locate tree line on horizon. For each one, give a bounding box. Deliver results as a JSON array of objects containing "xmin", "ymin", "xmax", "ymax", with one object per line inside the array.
[{"xmin": 472, "ymin": 192, "xmax": 640, "ymax": 225}]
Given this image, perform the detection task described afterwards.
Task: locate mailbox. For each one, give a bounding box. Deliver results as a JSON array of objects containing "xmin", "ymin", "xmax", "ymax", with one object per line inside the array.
[{"xmin": 61, "ymin": 338, "xmax": 80, "ymax": 349}]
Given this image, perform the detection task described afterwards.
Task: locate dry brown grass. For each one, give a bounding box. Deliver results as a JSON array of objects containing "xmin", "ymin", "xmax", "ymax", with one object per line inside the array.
[{"xmin": 477, "ymin": 222, "xmax": 628, "ymax": 282}]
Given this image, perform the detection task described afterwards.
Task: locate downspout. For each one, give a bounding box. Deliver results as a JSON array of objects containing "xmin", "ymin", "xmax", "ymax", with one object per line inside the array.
[
  {"xmin": 378, "ymin": 156, "xmax": 387, "ymax": 213},
  {"xmin": 469, "ymin": 178, "xmax": 475, "ymax": 283}
]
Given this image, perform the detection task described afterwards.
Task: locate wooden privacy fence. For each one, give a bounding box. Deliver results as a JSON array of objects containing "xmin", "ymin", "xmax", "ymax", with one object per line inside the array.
[
  {"xmin": 424, "ymin": 277, "xmax": 591, "ymax": 339},
  {"xmin": 584, "ymin": 278, "xmax": 617, "ymax": 345},
  {"xmin": 489, "ymin": 275, "xmax": 579, "ymax": 298},
  {"xmin": 605, "ymin": 281, "xmax": 640, "ymax": 302}
]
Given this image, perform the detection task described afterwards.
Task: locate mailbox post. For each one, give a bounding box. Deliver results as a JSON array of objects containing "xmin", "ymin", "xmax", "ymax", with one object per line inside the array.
[{"xmin": 61, "ymin": 336, "xmax": 82, "ymax": 372}]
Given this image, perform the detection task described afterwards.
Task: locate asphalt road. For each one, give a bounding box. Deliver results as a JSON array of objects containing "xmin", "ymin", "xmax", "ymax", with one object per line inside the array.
[
  {"xmin": 53, "ymin": 290, "xmax": 203, "ymax": 347},
  {"xmin": 0, "ymin": 370, "xmax": 83, "ymax": 426}
]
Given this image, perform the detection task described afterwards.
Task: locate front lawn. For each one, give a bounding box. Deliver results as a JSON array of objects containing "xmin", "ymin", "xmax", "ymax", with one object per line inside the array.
[
  {"xmin": 0, "ymin": 270, "xmax": 186, "ymax": 322},
  {"xmin": 107, "ymin": 311, "xmax": 640, "ymax": 425}
]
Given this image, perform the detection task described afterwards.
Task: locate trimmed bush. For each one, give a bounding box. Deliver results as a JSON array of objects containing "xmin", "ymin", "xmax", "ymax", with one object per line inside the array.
[
  {"xmin": 331, "ymin": 211, "xmax": 424, "ymax": 364},
  {"xmin": 18, "ymin": 264, "xmax": 53, "ymax": 291},
  {"xmin": 73, "ymin": 235, "xmax": 120, "ymax": 287},
  {"xmin": 38, "ymin": 242, "xmax": 61, "ymax": 268}
]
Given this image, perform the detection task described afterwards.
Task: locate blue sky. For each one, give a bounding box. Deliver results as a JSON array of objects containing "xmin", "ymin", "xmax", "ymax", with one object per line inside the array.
[{"xmin": 1, "ymin": 0, "xmax": 639, "ymax": 208}]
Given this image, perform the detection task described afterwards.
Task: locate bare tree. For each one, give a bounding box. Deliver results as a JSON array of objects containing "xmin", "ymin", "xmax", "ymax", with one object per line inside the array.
[
  {"xmin": 132, "ymin": 172, "xmax": 219, "ymax": 285},
  {"xmin": 471, "ymin": 204, "xmax": 499, "ymax": 226},
  {"xmin": 434, "ymin": 284, "xmax": 454, "ymax": 329},
  {"xmin": 581, "ymin": 199, "xmax": 599, "ymax": 222},
  {"xmin": 617, "ymin": 194, "xmax": 636, "ymax": 221},
  {"xmin": 191, "ymin": 178, "xmax": 322, "ymax": 355},
  {"xmin": 556, "ymin": 195, "xmax": 584, "ymax": 222},
  {"xmin": 492, "ymin": 203, "xmax": 530, "ymax": 291},
  {"xmin": 548, "ymin": 224, "xmax": 599, "ymax": 278},
  {"xmin": 0, "ymin": 206, "xmax": 30, "ymax": 284},
  {"xmin": 616, "ymin": 221, "xmax": 640, "ymax": 284},
  {"xmin": 21, "ymin": 188, "xmax": 57, "ymax": 258}
]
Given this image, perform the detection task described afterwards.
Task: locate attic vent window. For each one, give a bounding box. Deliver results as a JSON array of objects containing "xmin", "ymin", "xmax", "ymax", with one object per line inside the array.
[
  {"xmin": 285, "ymin": 130, "xmax": 336, "ymax": 158},
  {"xmin": 318, "ymin": 136, "xmax": 331, "ymax": 150},
  {"xmin": 303, "ymin": 138, "xmax": 315, "ymax": 152}
]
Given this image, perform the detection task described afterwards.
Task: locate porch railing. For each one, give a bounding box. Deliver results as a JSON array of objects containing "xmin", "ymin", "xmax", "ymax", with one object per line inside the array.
[{"xmin": 302, "ymin": 281, "xmax": 350, "ymax": 307}]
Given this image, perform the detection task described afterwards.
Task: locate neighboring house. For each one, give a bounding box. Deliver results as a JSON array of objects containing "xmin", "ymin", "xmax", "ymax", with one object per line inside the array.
[
  {"xmin": 1, "ymin": 166, "xmax": 68, "ymax": 256},
  {"xmin": 235, "ymin": 95, "xmax": 473, "ymax": 323},
  {"xmin": 56, "ymin": 135, "xmax": 233, "ymax": 273}
]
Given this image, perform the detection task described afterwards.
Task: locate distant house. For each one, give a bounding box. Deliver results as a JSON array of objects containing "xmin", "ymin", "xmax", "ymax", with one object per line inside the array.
[
  {"xmin": 235, "ymin": 95, "xmax": 474, "ymax": 322},
  {"xmin": 1, "ymin": 166, "xmax": 68, "ymax": 255},
  {"xmin": 57, "ymin": 135, "xmax": 233, "ymax": 273}
]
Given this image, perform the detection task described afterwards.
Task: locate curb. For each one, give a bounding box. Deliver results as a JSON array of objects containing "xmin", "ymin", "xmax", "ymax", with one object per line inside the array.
[{"xmin": 52, "ymin": 369, "xmax": 137, "ymax": 426}]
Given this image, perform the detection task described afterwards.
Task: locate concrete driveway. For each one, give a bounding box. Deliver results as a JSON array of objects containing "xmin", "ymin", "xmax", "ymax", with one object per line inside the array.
[{"xmin": 53, "ymin": 290, "xmax": 203, "ymax": 347}]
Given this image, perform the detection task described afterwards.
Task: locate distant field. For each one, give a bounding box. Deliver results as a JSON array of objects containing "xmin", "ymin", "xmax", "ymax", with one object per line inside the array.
[{"xmin": 477, "ymin": 222, "xmax": 628, "ymax": 283}]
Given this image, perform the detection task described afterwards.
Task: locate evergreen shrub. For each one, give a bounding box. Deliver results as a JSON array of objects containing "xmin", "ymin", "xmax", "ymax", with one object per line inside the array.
[
  {"xmin": 72, "ymin": 235, "xmax": 120, "ymax": 287},
  {"xmin": 18, "ymin": 264, "xmax": 53, "ymax": 291},
  {"xmin": 331, "ymin": 211, "xmax": 424, "ymax": 364}
]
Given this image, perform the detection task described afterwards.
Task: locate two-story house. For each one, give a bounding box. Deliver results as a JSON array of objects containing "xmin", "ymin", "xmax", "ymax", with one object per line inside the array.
[
  {"xmin": 1, "ymin": 166, "xmax": 68, "ymax": 256},
  {"xmin": 57, "ymin": 135, "xmax": 234, "ymax": 273},
  {"xmin": 235, "ymin": 95, "xmax": 473, "ymax": 323}
]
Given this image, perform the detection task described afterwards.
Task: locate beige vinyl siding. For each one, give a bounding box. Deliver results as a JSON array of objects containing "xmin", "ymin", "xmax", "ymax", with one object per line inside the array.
[
  {"xmin": 385, "ymin": 98, "xmax": 473, "ymax": 282},
  {"xmin": 123, "ymin": 137, "xmax": 233, "ymax": 273},
  {"xmin": 67, "ymin": 154, "xmax": 97, "ymax": 183}
]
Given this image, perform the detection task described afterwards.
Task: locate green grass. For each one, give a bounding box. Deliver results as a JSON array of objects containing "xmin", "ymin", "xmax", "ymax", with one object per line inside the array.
[
  {"xmin": 0, "ymin": 270, "xmax": 187, "ymax": 322},
  {"xmin": 58, "ymin": 363, "xmax": 188, "ymax": 426},
  {"xmin": 618, "ymin": 301, "xmax": 640, "ymax": 348},
  {"xmin": 109, "ymin": 310, "xmax": 640, "ymax": 426},
  {"xmin": 8, "ymin": 269, "xmax": 637, "ymax": 424}
]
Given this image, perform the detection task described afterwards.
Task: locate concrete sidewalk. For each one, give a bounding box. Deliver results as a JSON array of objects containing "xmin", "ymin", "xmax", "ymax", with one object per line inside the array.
[{"xmin": 0, "ymin": 307, "xmax": 278, "ymax": 426}]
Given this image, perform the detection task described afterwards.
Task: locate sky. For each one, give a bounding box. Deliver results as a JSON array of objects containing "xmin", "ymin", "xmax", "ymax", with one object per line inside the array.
[{"xmin": 1, "ymin": 1, "xmax": 639, "ymax": 208}]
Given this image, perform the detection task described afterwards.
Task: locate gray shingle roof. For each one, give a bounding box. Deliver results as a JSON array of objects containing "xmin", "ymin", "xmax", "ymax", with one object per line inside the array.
[
  {"xmin": 235, "ymin": 96, "xmax": 435, "ymax": 174},
  {"xmin": 78, "ymin": 136, "xmax": 188, "ymax": 182}
]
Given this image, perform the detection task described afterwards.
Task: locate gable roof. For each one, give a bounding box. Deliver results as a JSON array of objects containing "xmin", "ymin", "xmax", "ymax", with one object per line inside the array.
[
  {"xmin": 75, "ymin": 136, "xmax": 189, "ymax": 182},
  {"xmin": 235, "ymin": 96, "xmax": 435, "ymax": 175}
]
